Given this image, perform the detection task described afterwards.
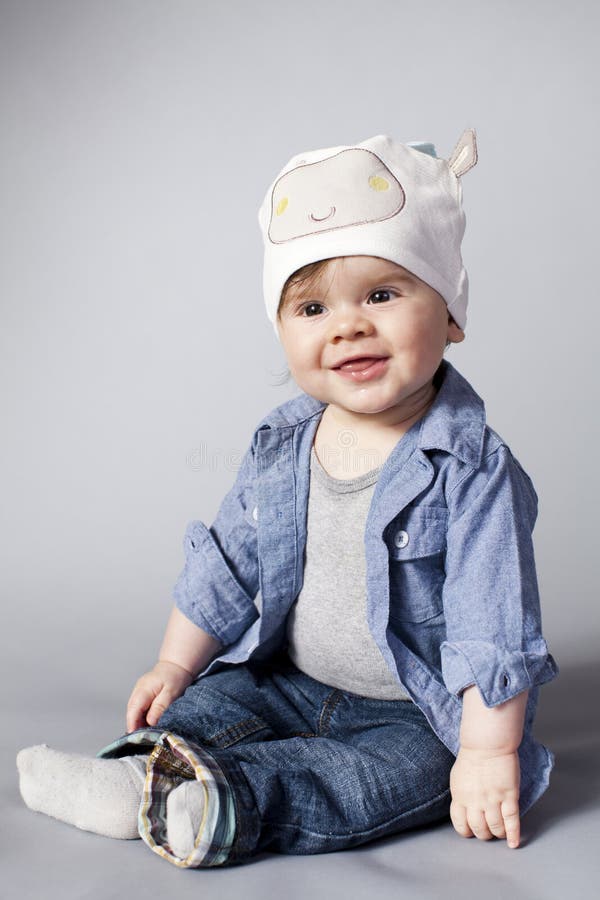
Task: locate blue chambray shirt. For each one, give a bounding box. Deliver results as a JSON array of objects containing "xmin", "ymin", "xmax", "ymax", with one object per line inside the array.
[{"xmin": 173, "ymin": 359, "xmax": 559, "ymax": 815}]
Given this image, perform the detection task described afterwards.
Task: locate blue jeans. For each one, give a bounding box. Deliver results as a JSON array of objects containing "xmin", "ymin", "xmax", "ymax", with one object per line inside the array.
[{"xmin": 153, "ymin": 650, "xmax": 455, "ymax": 862}]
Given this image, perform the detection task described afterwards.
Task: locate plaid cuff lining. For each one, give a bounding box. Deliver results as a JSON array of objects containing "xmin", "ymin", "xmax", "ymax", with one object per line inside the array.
[{"xmin": 97, "ymin": 728, "xmax": 236, "ymax": 868}]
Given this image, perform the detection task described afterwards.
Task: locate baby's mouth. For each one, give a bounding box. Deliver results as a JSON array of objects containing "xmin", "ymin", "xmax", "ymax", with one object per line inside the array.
[
  {"xmin": 332, "ymin": 357, "xmax": 390, "ymax": 383},
  {"xmin": 335, "ymin": 357, "xmax": 387, "ymax": 372}
]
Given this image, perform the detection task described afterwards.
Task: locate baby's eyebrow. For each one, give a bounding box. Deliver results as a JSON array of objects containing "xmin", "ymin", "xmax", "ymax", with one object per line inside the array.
[{"xmin": 364, "ymin": 266, "xmax": 413, "ymax": 282}]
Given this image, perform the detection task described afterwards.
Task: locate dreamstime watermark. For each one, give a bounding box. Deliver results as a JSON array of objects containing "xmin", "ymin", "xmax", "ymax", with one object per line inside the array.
[
  {"xmin": 187, "ymin": 444, "xmax": 244, "ymax": 473},
  {"xmin": 318, "ymin": 428, "xmax": 385, "ymax": 473},
  {"xmin": 187, "ymin": 428, "xmax": 385, "ymax": 474}
]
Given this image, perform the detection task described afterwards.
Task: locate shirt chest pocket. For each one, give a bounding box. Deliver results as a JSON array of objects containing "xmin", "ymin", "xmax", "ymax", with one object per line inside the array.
[{"xmin": 386, "ymin": 507, "xmax": 448, "ymax": 623}]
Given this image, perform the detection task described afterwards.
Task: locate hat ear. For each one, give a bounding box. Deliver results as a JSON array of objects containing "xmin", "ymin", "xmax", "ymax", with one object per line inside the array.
[{"xmin": 448, "ymin": 128, "xmax": 478, "ymax": 177}]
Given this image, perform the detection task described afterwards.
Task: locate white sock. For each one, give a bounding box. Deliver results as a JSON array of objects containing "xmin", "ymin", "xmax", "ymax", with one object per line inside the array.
[
  {"xmin": 166, "ymin": 780, "xmax": 207, "ymax": 859},
  {"xmin": 16, "ymin": 745, "xmax": 149, "ymax": 840}
]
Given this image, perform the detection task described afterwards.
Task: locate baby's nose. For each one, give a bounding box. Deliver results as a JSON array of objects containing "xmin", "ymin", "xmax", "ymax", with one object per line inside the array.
[{"xmin": 331, "ymin": 308, "xmax": 374, "ymax": 339}]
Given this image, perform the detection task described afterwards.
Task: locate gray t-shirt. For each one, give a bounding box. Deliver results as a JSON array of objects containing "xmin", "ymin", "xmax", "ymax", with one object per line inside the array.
[{"xmin": 286, "ymin": 446, "xmax": 412, "ymax": 701}]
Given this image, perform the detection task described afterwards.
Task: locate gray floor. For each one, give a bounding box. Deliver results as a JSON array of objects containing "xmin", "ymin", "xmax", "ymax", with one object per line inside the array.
[{"xmin": 4, "ymin": 661, "xmax": 598, "ymax": 900}]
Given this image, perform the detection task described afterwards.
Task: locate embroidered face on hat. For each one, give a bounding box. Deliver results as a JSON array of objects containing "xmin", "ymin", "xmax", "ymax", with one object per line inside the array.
[
  {"xmin": 268, "ymin": 148, "xmax": 406, "ymax": 243},
  {"xmin": 258, "ymin": 129, "xmax": 477, "ymax": 336}
]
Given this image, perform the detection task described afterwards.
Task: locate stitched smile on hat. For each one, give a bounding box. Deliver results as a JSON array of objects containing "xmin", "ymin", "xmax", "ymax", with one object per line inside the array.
[{"xmin": 268, "ymin": 149, "xmax": 405, "ymax": 243}]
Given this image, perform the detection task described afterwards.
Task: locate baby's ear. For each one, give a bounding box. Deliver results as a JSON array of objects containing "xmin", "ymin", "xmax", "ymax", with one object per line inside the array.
[{"xmin": 448, "ymin": 129, "xmax": 478, "ymax": 177}]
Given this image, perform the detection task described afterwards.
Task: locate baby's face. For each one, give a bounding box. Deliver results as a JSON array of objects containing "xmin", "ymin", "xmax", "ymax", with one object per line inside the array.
[{"xmin": 276, "ymin": 255, "xmax": 464, "ymax": 427}]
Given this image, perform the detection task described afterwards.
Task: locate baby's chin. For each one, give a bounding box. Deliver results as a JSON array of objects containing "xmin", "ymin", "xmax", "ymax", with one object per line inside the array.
[{"xmin": 326, "ymin": 381, "xmax": 439, "ymax": 421}]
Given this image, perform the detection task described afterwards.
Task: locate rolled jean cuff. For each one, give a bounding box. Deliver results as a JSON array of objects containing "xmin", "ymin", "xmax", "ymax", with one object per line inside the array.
[{"xmin": 97, "ymin": 728, "xmax": 236, "ymax": 868}]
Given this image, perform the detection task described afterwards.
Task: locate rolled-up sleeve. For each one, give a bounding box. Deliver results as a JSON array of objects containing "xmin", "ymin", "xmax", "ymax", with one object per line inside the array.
[
  {"xmin": 440, "ymin": 442, "xmax": 559, "ymax": 707},
  {"xmin": 172, "ymin": 438, "xmax": 260, "ymax": 647}
]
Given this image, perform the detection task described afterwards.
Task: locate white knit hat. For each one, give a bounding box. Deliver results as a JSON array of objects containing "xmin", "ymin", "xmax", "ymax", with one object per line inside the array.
[{"xmin": 257, "ymin": 129, "xmax": 477, "ymax": 336}]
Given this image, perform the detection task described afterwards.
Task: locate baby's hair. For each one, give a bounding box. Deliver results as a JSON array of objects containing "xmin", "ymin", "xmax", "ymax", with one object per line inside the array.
[
  {"xmin": 277, "ymin": 259, "xmax": 334, "ymax": 320},
  {"xmin": 276, "ymin": 258, "xmax": 454, "ymax": 349}
]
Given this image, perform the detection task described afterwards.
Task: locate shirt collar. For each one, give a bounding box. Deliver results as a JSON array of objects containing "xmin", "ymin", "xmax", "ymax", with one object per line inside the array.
[
  {"xmin": 257, "ymin": 359, "xmax": 486, "ymax": 469},
  {"xmin": 417, "ymin": 359, "xmax": 486, "ymax": 467}
]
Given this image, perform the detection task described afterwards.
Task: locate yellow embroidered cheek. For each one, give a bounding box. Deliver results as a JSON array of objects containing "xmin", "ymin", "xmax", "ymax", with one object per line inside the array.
[
  {"xmin": 368, "ymin": 175, "xmax": 390, "ymax": 192},
  {"xmin": 276, "ymin": 197, "xmax": 289, "ymax": 216}
]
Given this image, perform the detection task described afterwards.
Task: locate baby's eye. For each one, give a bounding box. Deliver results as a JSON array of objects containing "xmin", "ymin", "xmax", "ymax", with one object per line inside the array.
[
  {"xmin": 368, "ymin": 290, "xmax": 395, "ymax": 304},
  {"xmin": 301, "ymin": 302, "xmax": 325, "ymax": 317}
]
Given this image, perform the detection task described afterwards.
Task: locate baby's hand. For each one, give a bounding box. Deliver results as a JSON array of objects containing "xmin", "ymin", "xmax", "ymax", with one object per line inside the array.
[
  {"xmin": 449, "ymin": 747, "xmax": 521, "ymax": 848},
  {"xmin": 126, "ymin": 660, "xmax": 194, "ymax": 733}
]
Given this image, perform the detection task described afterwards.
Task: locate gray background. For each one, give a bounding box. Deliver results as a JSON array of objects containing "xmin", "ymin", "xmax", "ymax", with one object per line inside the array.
[{"xmin": 1, "ymin": 0, "xmax": 598, "ymax": 897}]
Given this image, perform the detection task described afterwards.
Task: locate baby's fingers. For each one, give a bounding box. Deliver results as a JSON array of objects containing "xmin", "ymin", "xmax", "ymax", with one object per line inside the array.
[
  {"xmin": 146, "ymin": 686, "xmax": 177, "ymax": 727},
  {"xmin": 449, "ymin": 801, "xmax": 474, "ymax": 839},
  {"xmin": 501, "ymin": 798, "xmax": 521, "ymax": 849},
  {"xmin": 126, "ymin": 686, "xmax": 154, "ymax": 733},
  {"xmin": 483, "ymin": 803, "xmax": 506, "ymax": 840},
  {"xmin": 466, "ymin": 809, "xmax": 493, "ymax": 841}
]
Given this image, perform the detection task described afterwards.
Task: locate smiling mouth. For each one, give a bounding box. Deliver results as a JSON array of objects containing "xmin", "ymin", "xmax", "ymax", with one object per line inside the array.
[
  {"xmin": 333, "ymin": 357, "xmax": 389, "ymax": 382},
  {"xmin": 335, "ymin": 357, "xmax": 387, "ymax": 372},
  {"xmin": 309, "ymin": 206, "xmax": 336, "ymax": 222}
]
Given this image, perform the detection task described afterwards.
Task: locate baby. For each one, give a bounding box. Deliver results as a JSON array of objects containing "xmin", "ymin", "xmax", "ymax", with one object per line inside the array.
[{"xmin": 17, "ymin": 128, "xmax": 559, "ymax": 868}]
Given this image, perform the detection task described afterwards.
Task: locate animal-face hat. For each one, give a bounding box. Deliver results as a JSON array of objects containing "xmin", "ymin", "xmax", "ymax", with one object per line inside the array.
[{"xmin": 257, "ymin": 129, "xmax": 477, "ymax": 336}]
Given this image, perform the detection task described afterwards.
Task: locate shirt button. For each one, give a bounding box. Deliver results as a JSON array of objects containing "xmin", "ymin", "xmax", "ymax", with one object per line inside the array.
[
  {"xmin": 252, "ymin": 506, "xmax": 258, "ymax": 521},
  {"xmin": 395, "ymin": 529, "xmax": 409, "ymax": 549}
]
